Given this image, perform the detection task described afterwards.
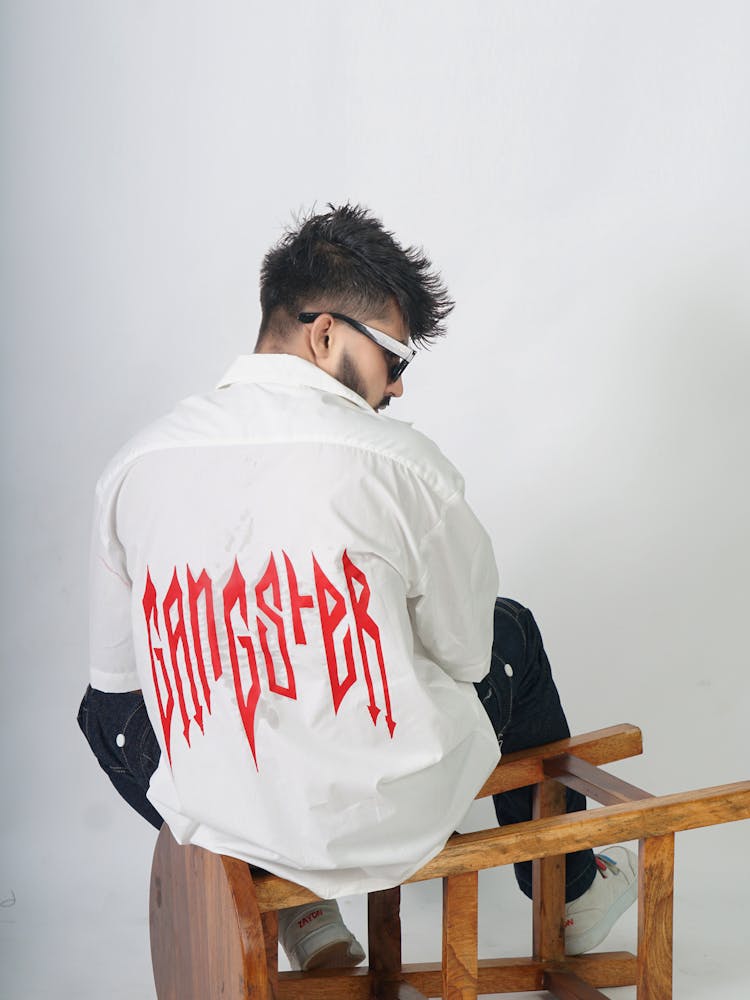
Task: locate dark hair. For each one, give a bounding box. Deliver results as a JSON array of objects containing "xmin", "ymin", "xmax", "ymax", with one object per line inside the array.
[{"xmin": 258, "ymin": 203, "xmax": 454, "ymax": 346}]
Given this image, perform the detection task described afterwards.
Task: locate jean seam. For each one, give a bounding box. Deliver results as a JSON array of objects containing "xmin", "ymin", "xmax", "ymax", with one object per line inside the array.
[
  {"xmin": 486, "ymin": 671, "xmax": 513, "ymax": 737},
  {"xmin": 78, "ymin": 688, "xmax": 93, "ymax": 743},
  {"xmin": 493, "ymin": 599, "xmax": 528, "ymax": 662},
  {"xmin": 120, "ymin": 702, "xmax": 148, "ymax": 771}
]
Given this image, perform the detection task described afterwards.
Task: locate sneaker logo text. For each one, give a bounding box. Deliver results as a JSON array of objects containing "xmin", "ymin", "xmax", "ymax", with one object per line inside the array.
[{"xmin": 297, "ymin": 909, "xmax": 324, "ymax": 928}]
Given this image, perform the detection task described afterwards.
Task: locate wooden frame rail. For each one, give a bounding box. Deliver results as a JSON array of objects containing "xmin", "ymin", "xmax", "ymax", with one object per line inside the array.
[{"xmin": 150, "ymin": 723, "xmax": 750, "ymax": 1000}]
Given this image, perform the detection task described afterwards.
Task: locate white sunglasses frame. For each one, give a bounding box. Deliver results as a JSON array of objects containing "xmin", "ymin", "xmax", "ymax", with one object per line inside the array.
[{"xmin": 298, "ymin": 311, "xmax": 415, "ymax": 381}]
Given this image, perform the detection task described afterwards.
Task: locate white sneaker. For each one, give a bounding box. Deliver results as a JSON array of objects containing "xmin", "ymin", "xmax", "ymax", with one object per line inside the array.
[
  {"xmin": 564, "ymin": 846, "xmax": 638, "ymax": 955},
  {"xmin": 278, "ymin": 900, "xmax": 366, "ymax": 972}
]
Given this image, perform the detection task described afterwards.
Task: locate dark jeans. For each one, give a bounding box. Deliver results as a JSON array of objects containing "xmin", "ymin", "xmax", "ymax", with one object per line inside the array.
[
  {"xmin": 77, "ymin": 684, "xmax": 164, "ymax": 830},
  {"xmin": 77, "ymin": 597, "xmax": 596, "ymax": 902},
  {"xmin": 473, "ymin": 598, "xmax": 596, "ymax": 901}
]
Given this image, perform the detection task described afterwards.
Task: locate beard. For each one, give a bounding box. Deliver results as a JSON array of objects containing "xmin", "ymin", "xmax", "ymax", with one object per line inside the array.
[
  {"xmin": 337, "ymin": 352, "xmax": 367, "ymax": 398},
  {"xmin": 336, "ymin": 352, "xmax": 391, "ymax": 411}
]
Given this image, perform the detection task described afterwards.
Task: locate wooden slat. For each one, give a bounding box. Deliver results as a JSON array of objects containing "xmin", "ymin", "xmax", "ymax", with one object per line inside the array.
[
  {"xmin": 261, "ymin": 910, "xmax": 279, "ymax": 999},
  {"xmin": 442, "ymin": 872, "xmax": 478, "ymax": 1000},
  {"xmin": 637, "ymin": 833, "xmax": 674, "ymax": 1000},
  {"xmin": 396, "ymin": 952, "xmax": 637, "ymax": 997},
  {"xmin": 544, "ymin": 754, "xmax": 653, "ymax": 805},
  {"xmin": 252, "ymin": 873, "xmax": 322, "ymax": 911},
  {"xmin": 476, "ymin": 724, "xmax": 643, "ymax": 799},
  {"xmin": 248, "ymin": 726, "xmax": 644, "ymax": 913},
  {"xmin": 274, "ymin": 952, "xmax": 638, "ymax": 1000},
  {"xmin": 532, "ymin": 780, "xmax": 567, "ymax": 961},
  {"xmin": 277, "ymin": 971, "xmax": 427, "ymax": 1000},
  {"xmin": 277, "ymin": 966, "xmax": 372, "ymax": 1000},
  {"xmin": 545, "ymin": 969, "xmax": 610, "ymax": 999},
  {"xmin": 368, "ymin": 886, "xmax": 402, "ymax": 996},
  {"xmin": 403, "ymin": 781, "xmax": 750, "ymax": 886},
  {"xmin": 251, "ymin": 780, "xmax": 750, "ymax": 911}
]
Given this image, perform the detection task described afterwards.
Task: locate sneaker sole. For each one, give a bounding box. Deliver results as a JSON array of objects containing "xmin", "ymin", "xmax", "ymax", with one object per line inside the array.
[{"xmin": 302, "ymin": 939, "xmax": 365, "ymax": 971}]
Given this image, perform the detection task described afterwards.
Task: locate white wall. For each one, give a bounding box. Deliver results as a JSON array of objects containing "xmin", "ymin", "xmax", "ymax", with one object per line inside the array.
[{"xmin": 2, "ymin": 2, "xmax": 748, "ymax": 998}]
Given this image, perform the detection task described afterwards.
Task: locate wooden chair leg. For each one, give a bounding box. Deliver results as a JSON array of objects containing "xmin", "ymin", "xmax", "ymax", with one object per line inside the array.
[
  {"xmin": 636, "ymin": 833, "xmax": 674, "ymax": 1000},
  {"xmin": 261, "ymin": 911, "xmax": 279, "ymax": 1000},
  {"xmin": 368, "ymin": 886, "xmax": 402, "ymax": 998},
  {"xmin": 532, "ymin": 778, "xmax": 567, "ymax": 962},
  {"xmin": 150, "ymin": 826, "xmax": 271, "ymax": 999},
  {"xmin": 442, "ymin": 871, "xmax": 478, "ymax": 1000}
]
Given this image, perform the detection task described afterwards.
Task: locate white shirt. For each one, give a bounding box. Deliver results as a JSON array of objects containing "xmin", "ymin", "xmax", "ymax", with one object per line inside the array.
[{"xmin": 89, "ymin": 354, "xmax": 500, "ymax": 897}]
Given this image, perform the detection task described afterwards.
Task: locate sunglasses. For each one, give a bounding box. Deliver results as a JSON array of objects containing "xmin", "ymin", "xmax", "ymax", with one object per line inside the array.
[{"xmin": 298, "ymin": 311, "xmax": 415, "ymax": 382}]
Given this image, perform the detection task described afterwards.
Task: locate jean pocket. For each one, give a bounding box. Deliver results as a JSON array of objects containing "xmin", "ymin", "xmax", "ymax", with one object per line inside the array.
[
  {"xmin": 122, "ymin": 701, "xmax": 161, "ymax": 785},
  {"xmin": 78, "ymin": 687, "xmax": 148, "ymax": 777},
  {"xmin": 476, "ymin": 666, "xmax": 514, "ymax": 750},
  {"xmin": 487, "ymin": 665, "xmax": 514, "ymax": 747},
  {"xmin": 78, "ymin": 686, "xmax": 124, "ymax": 774}
]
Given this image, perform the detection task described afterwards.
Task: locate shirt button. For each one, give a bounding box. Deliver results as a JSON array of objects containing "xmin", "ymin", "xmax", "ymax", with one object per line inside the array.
[
  {"xmin": 504, "ymin": 663, "xmax": 514, "ymax": 677},
  {"xmin": 116, "ymin": 733, "xmax": 126, "ymax": 748}
]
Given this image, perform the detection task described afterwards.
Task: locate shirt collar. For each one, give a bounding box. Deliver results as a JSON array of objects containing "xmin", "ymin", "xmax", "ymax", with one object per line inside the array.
[{"xmin": 216, "ymin": 354, "xmax": 375, "ymax": 413}]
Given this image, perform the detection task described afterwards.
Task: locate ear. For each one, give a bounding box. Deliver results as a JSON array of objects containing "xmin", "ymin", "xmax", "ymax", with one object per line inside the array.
[{"xmin": 308, "ymin": 313, "xmax": 336, "ymax": 363}]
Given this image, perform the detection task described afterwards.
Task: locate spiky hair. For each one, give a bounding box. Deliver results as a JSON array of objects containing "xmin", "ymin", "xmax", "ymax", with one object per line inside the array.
[{"xmin": 258, "ymin": 203, "xmax": 454, "ymax": 346}]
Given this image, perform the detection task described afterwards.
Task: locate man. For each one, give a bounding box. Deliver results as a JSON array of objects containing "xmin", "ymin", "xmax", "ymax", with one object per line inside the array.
[{"xmin": 79, "ymin": 204, "xmax": 636, "ymax": 971}]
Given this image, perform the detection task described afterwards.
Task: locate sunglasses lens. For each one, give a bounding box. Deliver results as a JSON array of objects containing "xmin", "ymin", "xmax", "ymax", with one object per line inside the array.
[{"xmin": 388, "ymin": 357, "xmax": 406, "ymax": 382}]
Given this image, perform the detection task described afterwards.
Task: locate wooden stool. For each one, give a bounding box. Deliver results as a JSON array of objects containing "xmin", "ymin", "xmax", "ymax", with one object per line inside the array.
[{"xmin": 149, "ymin": 724, "xmax": 750, "ymax": 999}]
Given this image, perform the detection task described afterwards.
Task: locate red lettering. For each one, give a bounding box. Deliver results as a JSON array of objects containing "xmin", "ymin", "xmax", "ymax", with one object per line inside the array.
[
  {"xmin": 255, "ymin": 555, "xmax": 296, "ymax": 698},
  {"xmin": 142, "ymin": 570, "xmax": 174, "ymax": 763},
  {"xmin": 186, "ymin": 566, "xmax": 222, "ymax": 715},
  {"xmin": 141, "ymin": 549, "xmax": 396, "ymax": 768},
  {"xmin": 313, "ymin": 555, "xmax": 356, "ymax": 713},
  {"xmin": 223, "ymin": 559, "xmax": 261, "ymax": 767},
  {"xmin": 343, "ymin": 551, "xmax": 396, "ymax": 736},
  {"xmin": 283, "ymin": 551, "xmax": 314, "ymax": 644},
  {"xmin": 297, "ymin": 908, "xmax": 323, "ymax": 928},
  {"xmin": 163, "ymin": 569, "xmax": 202, "ymax": 743}
]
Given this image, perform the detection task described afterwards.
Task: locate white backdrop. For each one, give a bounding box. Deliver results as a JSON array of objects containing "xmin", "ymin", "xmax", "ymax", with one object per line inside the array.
[{"xmin": 2, "ymin": 2, "xmax": 748, "ymax": 998}]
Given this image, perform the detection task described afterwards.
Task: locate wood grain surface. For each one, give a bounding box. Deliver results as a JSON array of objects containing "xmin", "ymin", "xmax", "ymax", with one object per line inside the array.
[
  {"xmin": 532, "ymin": 780, "xmax": 567, "ymax": 962},
  {"xmin": 149, "ymin": 722, "xmax": 749, "ymax": 1000},
  {"xmin": 637, "ymin": 833, "xmax": 675, "ymax": 1000},
  {"xmin": 544, "ymin": 969, "xmax": 611, "ymax": 999},
  {"xmin": 150, "ymin": 829, "xmax": 271, "ymax": 999},
  {"xmin": 442, "ymin": 871, "xmax": 478, "ymax": 1000},
  {"xmin": 476, "ymin": 724, "xmax": 643, "ymax": 799}
]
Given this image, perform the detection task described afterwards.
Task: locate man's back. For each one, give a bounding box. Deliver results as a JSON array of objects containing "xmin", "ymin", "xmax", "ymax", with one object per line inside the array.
[
  {"xmin": 80, "ymin": 205, "xmax": 639, "ymax": 965},
  {"xmin": 89, "ymin": 353, "xmax": 499, "ymax": 897}
]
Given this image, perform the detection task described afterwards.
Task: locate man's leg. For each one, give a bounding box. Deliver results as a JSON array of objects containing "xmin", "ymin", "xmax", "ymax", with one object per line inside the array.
[
  {"xmin": 77, "ymin": 685, "xmax": 164, "ymax": 829},
  {"xmin": 474, "ymin": 598, "xmax": 598, "ymax": 902},
  {"xmin": 475, "ymin": 598, "xmax": 638, "ymax": 954}
]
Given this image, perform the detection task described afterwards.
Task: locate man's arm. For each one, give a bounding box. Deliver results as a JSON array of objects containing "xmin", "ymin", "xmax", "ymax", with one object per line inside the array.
[
  {"xmin": 88, "ymin": 485, "xmax": 140, "ymax": 692},
  {"xmin": 409, "ymin": 489, "xmax": 498, "ymax": 683}
]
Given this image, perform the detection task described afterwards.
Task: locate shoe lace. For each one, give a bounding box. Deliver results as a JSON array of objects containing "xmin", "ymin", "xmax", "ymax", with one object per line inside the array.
[{"xmin": 595, "ymin": 853, "xmax": 621, "ymax": 878}]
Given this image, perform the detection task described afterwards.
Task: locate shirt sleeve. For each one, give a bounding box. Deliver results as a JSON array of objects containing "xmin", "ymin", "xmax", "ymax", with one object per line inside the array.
[
  {"xmin": 88, "ymin": 483, "xmax": 140, "ymax": 692},
  {"xmin": 408, "ymin": 490, "xmax": 498, "ymax": 683}
]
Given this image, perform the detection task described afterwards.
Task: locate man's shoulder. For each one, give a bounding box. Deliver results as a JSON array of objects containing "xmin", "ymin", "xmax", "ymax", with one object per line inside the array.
[
  {"xmin": 94, "ymin": 383, "xmax": 464, "ymax": 506},
  {"xmin": 349, "ymin": 412, "xmax": 465, "ymax": 501},
  {"xmin": 94, "ymin": 388, "xmax": 227, "ymax": 500}
]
